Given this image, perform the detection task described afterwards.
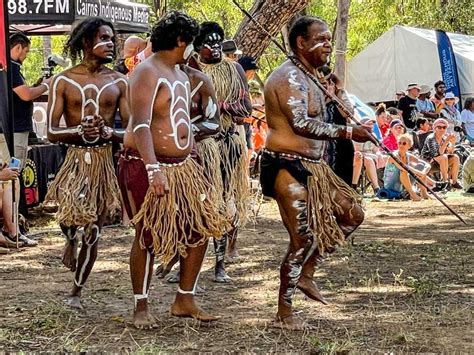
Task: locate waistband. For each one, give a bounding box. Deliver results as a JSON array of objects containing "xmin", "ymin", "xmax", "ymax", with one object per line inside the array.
[
  {"xmin": 120, "ymin": 148, "xmax": 190, "ymax": 167},
  {"xmin": 60, "ymin": 142, "xmax": 112, "ymax": 150},
  {"xmin": 263, "ymin": 148, "xmax": 321, "ymax": 164}
]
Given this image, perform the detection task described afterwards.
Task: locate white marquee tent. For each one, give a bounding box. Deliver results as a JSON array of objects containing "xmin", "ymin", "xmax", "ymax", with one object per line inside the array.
[{"xmin": 346, "ymin": 25, "xmax": 474, "ymax": 104}]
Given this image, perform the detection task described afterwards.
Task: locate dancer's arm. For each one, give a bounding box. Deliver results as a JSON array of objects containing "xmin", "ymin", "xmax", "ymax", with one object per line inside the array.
[{"xmin": 192, "ymin": 75, "xmax": 221, "ymax": 140}]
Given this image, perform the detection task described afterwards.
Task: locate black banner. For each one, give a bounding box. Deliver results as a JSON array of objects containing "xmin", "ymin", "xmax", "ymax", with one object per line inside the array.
[
  {"xmin": 8, "ymin": 0, "xmax": 74, "ymax": 24},
  {"xmin": 75, "ymin": 0, "xmax": 149, "ymax": 33}
]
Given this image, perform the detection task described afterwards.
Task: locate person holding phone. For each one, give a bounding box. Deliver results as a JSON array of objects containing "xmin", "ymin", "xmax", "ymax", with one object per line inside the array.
[{"xmin": 0, "ymin": 160, "xmax": 37, "ymax": 248}]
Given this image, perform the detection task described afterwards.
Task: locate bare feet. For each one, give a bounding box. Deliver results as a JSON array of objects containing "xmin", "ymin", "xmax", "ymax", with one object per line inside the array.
[
  {"xmin": 166, "ymin": 271, "xmax": 180, "ymax": 284},
  {"xmin": 297, "ymin": 276, "xmax": 329, "ymax": 305},
  {"xmin": 66, "ymin": 295, "xmax": 83, "ymax": 310},
  {"xmin": 133, "ymin": 309, "xmax": 159, "ymax": 330},
  {"xmin": 275, "ymin": 313, "xmax": 314, "ymax": 331},
  {"xmin": 170, "ymin": 294, "xmax": 219, "ymax": 322},
  {"xmin": 214, "ymin": 269, "xmax": 232, "ymax": 283},
  {"xmin": 62, "ymin": 240, "xmax": 78, "ymax": 272}
]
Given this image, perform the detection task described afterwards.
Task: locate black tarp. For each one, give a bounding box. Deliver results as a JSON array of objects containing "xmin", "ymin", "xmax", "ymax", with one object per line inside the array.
[{"xmin": 8, "ymin": 0, "xmax": 150, "ymax": 34}]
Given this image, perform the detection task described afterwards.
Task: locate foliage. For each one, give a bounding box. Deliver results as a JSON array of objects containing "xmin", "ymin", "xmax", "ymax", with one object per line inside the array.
[{"xmin": 20, "ymin": 0, "xmax": 473, "ymax": 82}]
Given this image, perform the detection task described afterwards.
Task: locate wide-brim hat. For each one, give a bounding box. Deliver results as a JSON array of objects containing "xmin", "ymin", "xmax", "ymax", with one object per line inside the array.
[
  {"xmin": 442, "ymin": 92, "xmax": 459, "ymax": 104},
  {"xmin": 406, "ymin": 83, "xmax": 421, "ymax": 91},
  {"xmin": 419, "ymin": 84, "xmax": 431, "ymax": 95}
]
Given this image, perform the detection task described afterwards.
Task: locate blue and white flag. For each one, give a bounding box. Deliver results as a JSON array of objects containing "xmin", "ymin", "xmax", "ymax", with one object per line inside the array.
[{"xmin": 436, "ymin": 29, "xmax": 461, "ymax": 109}]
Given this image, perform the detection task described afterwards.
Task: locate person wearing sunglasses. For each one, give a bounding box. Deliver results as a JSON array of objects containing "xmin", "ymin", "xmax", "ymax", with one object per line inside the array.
[
  {"xmin": 421, "ymin": 118, "xmax": 462, "ymax": 189},
  {"xmin": 440, "ymin": 92, "xmax": 462, "ymax": 142},
  {"xmin": 430, "ymin": 80, "xmax": 446, "ymax": 114},
  {"xmin": 383, "ymin": 133, "xmax": 431, "ymax": 201}
]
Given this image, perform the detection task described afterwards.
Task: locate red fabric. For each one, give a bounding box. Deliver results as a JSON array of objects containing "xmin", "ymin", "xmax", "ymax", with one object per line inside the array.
[{"xmin": 382, "ymin": 132, "xmax": 398, "ymax": 152}]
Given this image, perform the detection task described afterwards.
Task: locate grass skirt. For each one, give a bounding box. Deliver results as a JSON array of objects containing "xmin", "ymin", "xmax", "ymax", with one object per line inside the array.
[
  {"xmin": 301, "ymin": 160, "xmax": 362, "ymax": 253},
  {"xmin": 45, "ymin": 144, "xmax": 121, "ymax": 227},
  {"xmin": 132, "ymin": 156, "xmax": 229, "ymax": 266}
]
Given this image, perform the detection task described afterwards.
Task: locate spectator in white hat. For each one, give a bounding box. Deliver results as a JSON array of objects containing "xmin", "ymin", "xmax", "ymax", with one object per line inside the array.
[
  {"xmin": 440, "ymin": 92, "xmax": 462, "ymax": 142},
  {"xmin": 416, "ymin": 85, "xmax": 437, "ymax": 120},
  {"xmin": 398, "ymin": 83, "xmax": 420, "ymax": 130},
  {"xmin": 460, "ymin": 97, "xmax": 474, "ymax": 144}
]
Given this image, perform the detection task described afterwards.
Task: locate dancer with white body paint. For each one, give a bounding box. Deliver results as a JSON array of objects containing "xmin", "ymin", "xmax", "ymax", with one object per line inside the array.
[
  {"xmin": 118, "ymin": 11, "xmax": 227, "ymax": 329},
  {"xmin": 157, "ymin": 55, "xmax": 231, "ymax": 283},
  {"xmin": 194, "ymin": 22, "xmax": 253, "ymax": 282},
  {"xmin": 260, "ymin": 16, "xmax": 373, "ymax": 330},
  {"xmin": 45, "ymin": 18, "xmax": 129, "ymax": 310}
]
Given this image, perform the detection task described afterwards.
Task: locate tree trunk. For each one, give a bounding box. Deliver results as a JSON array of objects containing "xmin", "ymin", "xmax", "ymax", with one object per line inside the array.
[
  {"xmin": 233, "ymin": 0, "xmax": 310, "ymax": 60},
  {"xmin": 334, "ymin": 0, "xmax": 350, "ymax": 84}
]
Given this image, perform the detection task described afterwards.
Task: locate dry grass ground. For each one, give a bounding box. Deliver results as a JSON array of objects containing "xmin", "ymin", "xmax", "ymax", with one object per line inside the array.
[{"xmin": 0, "ymin": 194, "xmax": 473, "ymax": 353}]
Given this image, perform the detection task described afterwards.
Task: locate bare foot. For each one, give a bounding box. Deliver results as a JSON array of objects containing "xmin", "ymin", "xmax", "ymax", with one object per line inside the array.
[
  {"xmin": 66, "ymin": 295, "xmax": 83, "ymax": 310},
  {"xmin": 166, "ymin": 271, "xmax": 180, "ymax": 284},
  {"xmin": 214, "ymin": 269, "xmax": 232, "ymax": 283},
  {"xmin": 133, "ymin": 309, "xmax": 159, "ymax": 330},
  {"xmin": 297, "ymin": 276, "xmax": 329, "ymax": 305},
  {"xmin": 62, "ymin": 240, "xmax": 78, "ymax": 272},
  {"xmin": 170, "ymin": 295, "xmax": 219, "ymax": 322},
  {"xmin": 155, "ymin": 263, "xmax": 173, "ymax": 279},
  {"xmin": 275, "ymin": 313, "xmax": 314, "ymax": 331}
]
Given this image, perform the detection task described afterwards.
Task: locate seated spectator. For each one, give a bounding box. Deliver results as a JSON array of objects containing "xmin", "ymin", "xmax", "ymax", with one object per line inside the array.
[
  {"xmin": 430, "ymin": 80, "xmax": 445, "ymax": 114},
  {"xmin": 462, "ymin": 151, "xmax": 474, "ymax": 193},
  {"xmin": 395, "ymin": 90, "xmax": 405, "ymax": 106},
  {"xmin": 460, "ymin": 97, "xmax": 474, "ymax": 144},
  {"xmin": 382, "ymin": 119, "xmax": 405, "ymax": 151},
  {"xmin": 421, "ymin": 118, "xmax": 462, "ymax": 189},
  {"xmin": 440, "ymin": 92, "xmax": 462, "ymax": 142},
  {"xmin": 398, "ymin": 83, "xmax": 420, "ymax": 130},
  {"xmin": 375, "ymin": 103, "xmax": 389, "ymax": 138},
  {"xmin": 413, "ymin": 118, "xmax": 432, "ymax": 153},
  {"xmin": 0, "ymin": 165, "xmax": 37, "ymax": 248},
  {"xmin": 416, "ymin": 85, "xmax": 438, "ymax": 120},
  {"xmin": 352, "ymin": 118, "xmax": 384, "ymax": 193},
  {"xmin": 384, "ymin": 134, "xmax": 431, "ymax": 201}
]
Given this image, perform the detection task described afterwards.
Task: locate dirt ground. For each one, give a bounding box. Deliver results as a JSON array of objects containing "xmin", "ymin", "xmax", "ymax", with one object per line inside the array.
[{"xmin": 0, "ymin": 194, "xmax": 473, "ymax": 353}]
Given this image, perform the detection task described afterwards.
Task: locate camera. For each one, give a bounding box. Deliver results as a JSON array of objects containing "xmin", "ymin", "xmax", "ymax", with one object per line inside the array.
[
  {"xmin": 41, "ymin": 54, "xmax": 69, "ymax": 78},
  {"xmin": 454, "ymin": 125, "xmax": 463, "ymax": 133}
]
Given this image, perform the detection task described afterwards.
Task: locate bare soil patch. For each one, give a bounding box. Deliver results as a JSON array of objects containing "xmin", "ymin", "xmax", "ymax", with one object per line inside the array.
[{"xmin": 0, "ymin": 194, "xmax": 473, "ymax": 352}]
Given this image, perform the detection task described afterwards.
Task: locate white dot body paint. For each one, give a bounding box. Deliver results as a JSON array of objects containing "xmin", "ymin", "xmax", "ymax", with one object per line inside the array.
[
  {"xmin": 48, "ymin": 75, "xmax": 127, "ymax": 136},
  {"xmin": 288, "ymin": 183, "xmax": 304, "ymax": 196}
]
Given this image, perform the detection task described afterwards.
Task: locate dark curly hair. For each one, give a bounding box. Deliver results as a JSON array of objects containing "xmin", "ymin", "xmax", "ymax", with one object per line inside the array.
[
  {"xmin": 289, "ymin": 16, "xmax": 326, "ymax": 52},
  {"xmin": 151, "ymin": 11, "xmax": 199, "ymax": 52},
  {"xmin": 193, "ymin": 22, "xmax": 224, "ymax": 50},
  {"xmin": 64, "ymin": 17, "xmax": 116, "ymax": 64}
]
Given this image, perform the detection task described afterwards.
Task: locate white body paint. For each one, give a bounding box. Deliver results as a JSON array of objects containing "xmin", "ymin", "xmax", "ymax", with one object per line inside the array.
[
  {"xmin": 74, "ymin": 224, "xmax": 100, "ymax": 288},
  {"xmin": 308, "ymin": 42, "xmax": 324, "ymax": 52},
  {"xmin": 92, "ymin": 41, "xmax": 114, "ymax": 50},
  {"xmin": 48, "ymin": 75, "xmax": 127, "ymax": 136},
  {"xmin": 150, "ymin": 78, "xmax": 191, "ymax": 150},
  {"xmin": 133, "ymin": 123, "xmax": 150, "ymax": 133},
  {"xmin": 288, "ymin": 70, "xmax": 304, "ymax": 90}
]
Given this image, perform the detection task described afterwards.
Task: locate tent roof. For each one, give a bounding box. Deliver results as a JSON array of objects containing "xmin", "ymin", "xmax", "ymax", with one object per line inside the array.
[{"xmin": 346, "ymin": 25, "xmax": 474, "ymax": 103}]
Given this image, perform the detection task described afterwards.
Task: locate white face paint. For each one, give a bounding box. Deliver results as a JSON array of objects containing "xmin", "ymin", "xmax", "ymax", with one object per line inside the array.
[
  {"xmin": 183, "ymin": 43, "xmax": 194, "ymax": 61},
  {"xmin": 92, "ymin": 40, "xmax": 114, "ymax": 50},
  {"xmin": 308, "ymin": 42, "xmax": 324, "ymax": 52}
]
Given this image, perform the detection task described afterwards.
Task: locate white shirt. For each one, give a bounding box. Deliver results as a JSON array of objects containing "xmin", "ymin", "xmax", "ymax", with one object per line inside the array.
[{"xmin": 461, "ymin": 109, "xmax": 474, "ymax": 137}]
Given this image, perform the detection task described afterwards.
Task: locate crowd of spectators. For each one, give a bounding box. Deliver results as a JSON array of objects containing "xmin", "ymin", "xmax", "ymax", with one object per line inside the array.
[{"xmin": 352, "ymin": 80, "xmax": 473, "ymax": 200}]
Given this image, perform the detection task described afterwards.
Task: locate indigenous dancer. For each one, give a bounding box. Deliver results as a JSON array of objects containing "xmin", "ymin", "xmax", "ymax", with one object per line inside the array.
[
  {"xmin": 45, "ymin": 18, "xmax": 129, "ymax": 309},
  {"xmin": 194, "ymin": 22, "xmax": 252, "ymax": 281},
  {"xmin": 261, "ymin": 16, "xmax": 373, "ymax": 330},
  {"xmin": 118, "ymin": 11, "xmax": 226, "ymax": 329},
  {"xmin": 158, "ymin": 57, "xmax": 228, "ymax": 283}
]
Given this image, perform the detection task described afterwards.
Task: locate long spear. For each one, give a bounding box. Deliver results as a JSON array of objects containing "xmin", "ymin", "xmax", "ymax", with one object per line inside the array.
[{"xmin": 233, "ymin": 0, "xmax": 467, "ymax": 225}]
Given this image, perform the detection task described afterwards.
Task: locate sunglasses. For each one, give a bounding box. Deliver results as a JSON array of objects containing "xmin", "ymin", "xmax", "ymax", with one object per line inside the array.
[
  {"xmin": 435, "ymin": 126, "xmax": 447, "ymax": 130},
  {"xmin": 398, "ymin": 141, "xmax": 409, "ymax": 145}
]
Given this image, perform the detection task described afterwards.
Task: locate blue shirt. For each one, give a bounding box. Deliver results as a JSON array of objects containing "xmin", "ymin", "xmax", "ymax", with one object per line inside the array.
[{"xmin": 416, "ymin": 98, "xmax": 434, "ymax": 113}]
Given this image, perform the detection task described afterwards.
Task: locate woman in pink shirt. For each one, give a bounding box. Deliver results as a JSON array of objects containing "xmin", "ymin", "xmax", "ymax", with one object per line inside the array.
[{"xmin": 382, "ymin": 119, "xmax": 405, "ymax": 151}]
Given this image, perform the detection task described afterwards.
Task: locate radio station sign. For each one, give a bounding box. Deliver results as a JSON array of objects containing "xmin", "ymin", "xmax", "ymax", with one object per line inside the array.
[
  {"xmin": 8, "ymin": 0, "xmax": 74, "ymax": 24},
  {"xmin": 75, "ymin": 0, "xmax": 149, "ymax": 32},
  {"xmin": 8, "ymin": 0, "xmax": 149, "ymax": 32}
]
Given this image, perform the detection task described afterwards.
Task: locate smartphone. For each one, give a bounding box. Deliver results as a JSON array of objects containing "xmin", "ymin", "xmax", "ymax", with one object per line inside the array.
[{"xmin": 9, "ymin": 157, "xmax": 21, "ymax": 170}]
